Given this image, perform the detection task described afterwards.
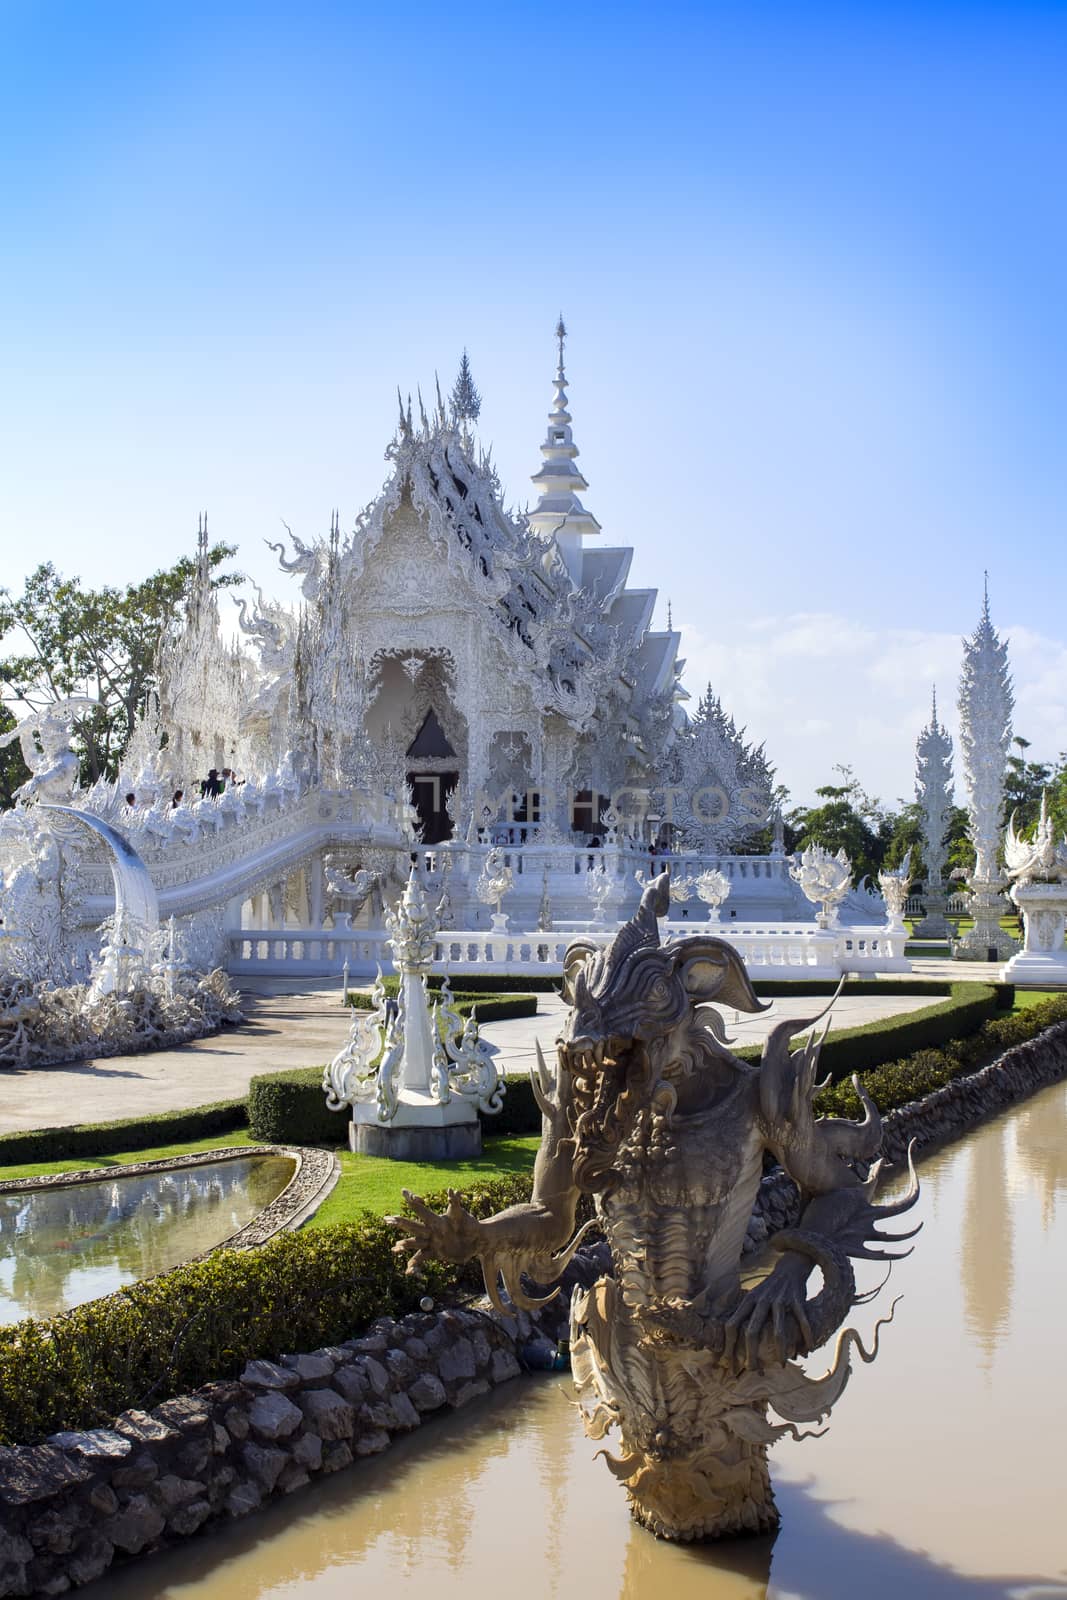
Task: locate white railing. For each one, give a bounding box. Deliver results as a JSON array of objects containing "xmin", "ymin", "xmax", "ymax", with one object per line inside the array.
[{"xmin": 228, "ymin": 918, "xmax": 909, "ymax": 980}]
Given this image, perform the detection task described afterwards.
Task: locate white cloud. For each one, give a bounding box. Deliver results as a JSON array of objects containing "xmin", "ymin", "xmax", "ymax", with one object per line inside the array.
[{"xmin": 677, "ymin": 611, "xmax": 1067, "ymax": 806}]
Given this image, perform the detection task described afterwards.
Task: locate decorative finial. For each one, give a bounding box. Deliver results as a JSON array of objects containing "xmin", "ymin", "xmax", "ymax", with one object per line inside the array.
[
  {"xmin": 983, "ymin": 570, "xmax": 990, "ymax": 619},
  {"xmin": 667, "ymin": 598, "xmax": 673, "ymax": 630},
  {"xmin": 450, "ymin": 351, "xmax": 482, "ymax": 427},
  {"xmin": 931, "ymin": 683, "xmax": 938, "ymax": 724},
  {"xmin": 556, "ymin": 314, "xmax": 567, "ymax": 371}
]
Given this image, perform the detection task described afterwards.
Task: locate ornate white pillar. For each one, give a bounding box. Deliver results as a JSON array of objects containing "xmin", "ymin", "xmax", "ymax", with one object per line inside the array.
[
  {"xmin": 914, "ymin": 689, "xmax": 954, "ymax": 939},
  {"xmin": 955, "ymin": 586, "xmax": 1018, "ymax": 961}
]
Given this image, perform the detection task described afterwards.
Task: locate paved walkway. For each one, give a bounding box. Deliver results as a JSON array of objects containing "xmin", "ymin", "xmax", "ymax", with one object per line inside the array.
[
  {"xmin": 0, "ymin": 957, "xmax": 1014, "ymax": 1139},
  {"xmin": 0, "ymin": 990, "xmax": 354, "ymax": 1137}
]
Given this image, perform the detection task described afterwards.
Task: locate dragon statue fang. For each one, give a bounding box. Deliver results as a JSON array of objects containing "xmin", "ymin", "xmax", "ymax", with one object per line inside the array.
[{"xmin": 391, "ymin": 873, "xmax": 920, "ymax": 1542}]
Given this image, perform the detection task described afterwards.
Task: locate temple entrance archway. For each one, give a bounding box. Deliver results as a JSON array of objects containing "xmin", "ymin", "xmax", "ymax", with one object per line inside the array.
[{"xmin": 407, "ymin": 770, "xmax": 458, "ymax": 844}]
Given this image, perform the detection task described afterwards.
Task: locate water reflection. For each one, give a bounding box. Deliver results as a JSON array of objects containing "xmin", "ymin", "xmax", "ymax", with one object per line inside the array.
[
  {"xmin": 96, "ymin": 1080, "xmax": 1067, "ymax": 1599},
  {"xmin": 0, "ymin": 1156, "xmax": 293, "ymax": 1323}
]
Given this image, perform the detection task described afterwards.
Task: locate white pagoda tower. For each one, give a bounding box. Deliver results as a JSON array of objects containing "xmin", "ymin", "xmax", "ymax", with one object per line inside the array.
[
  {"xmin": 914, "ymin": 686, "xmax": 954, "ymax": 939},
  {"xmin": 955, "ymin": 582, "xmax": 1018, "ymax": 961}
]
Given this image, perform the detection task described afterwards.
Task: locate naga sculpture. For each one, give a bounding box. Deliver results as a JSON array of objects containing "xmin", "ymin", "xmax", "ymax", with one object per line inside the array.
[{"xmin": 391, "ymin": 874, "xmax": 919, "ymax": 1542}]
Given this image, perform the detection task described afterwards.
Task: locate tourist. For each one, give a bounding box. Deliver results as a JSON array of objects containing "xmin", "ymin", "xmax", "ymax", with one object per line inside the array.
[
  {"xmin": 171, "ymin": 789, "xmax": 183, "ymax": 808},
  {"xmin": 200, "ymin": 770, "xmax": 223, "ymax": 798},
  {"xmin": 124, "ymin": 792, "xmax": 136, "ymax": 807}
]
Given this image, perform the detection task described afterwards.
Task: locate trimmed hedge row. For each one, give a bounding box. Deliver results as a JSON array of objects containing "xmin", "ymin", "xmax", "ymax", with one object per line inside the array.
[
  {"xmin": 816, "ymin": 993, "xmax": 1067, "ymax": 1119},
  {"xmin": 347, "ymin": 974, "xmax": 561, "ymax": 999},
  {"xmin": 347, "ymin": 990, "xmax": 538, "ymax": 1024},
  {"xmin": 0, "ymin": 1099, "xmax": 248, "ymax": 1171},
  {"xmin": 734, "ymin": 982, "xmax": 1002, "ymax": 1082},
  {"xmin": 0, "ymin": 1214, "xmax": 457, "ymax": 1447}
]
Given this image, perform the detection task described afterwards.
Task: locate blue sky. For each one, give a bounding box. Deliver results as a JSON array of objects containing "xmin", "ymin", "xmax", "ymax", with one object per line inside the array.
[{"xmin": 1, "ymin": 1, "xmax": 1065, "ymax": 804}]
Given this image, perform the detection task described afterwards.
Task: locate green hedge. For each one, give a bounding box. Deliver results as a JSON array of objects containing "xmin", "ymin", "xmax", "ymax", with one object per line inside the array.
[
  {"xmin": 0, "ymin": 1099, "xmax": 248, "ymax": 1171},
  {"xmin": 347, "ymin": 991, "xmax": 538, "ymax": 1024},
  {"xmin": 0, "ymin": 1214, "xmax": 457, "ymax": 1446},
  {"xmin": 734, "ymin": 982, "xmax": 1001, "ymax": 1082},
  {"xmin": 247, "ymin": 1067, "xmax": 341, "ymax": 1145},
  {"xmin": 816, "ymin": 993, "xmax": 1067, "ymax": 1119},
  {"xmin": 347, "ymin": 975, "xmax": 560, "ymax": 999}
]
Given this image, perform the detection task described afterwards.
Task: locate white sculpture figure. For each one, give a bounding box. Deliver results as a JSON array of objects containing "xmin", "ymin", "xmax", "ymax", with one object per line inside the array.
[
  {"xmin": 790, "ymin": 843, "xmax": 852, "ymax": 928},
  {"xmin": 694, "ymin": 866, "xmax": 731, "ymax": 922},
  {"xmin": 914, "ymin": 688, "xmax": 954, "ymax": 939},
  {"xmin": 476, "ymin": 847, "xmax": 513, "ymax": 932},
  {"xmin": 435, "ymin": 852, "xmax": 456, "ymax": 931},
  {"xmin": 324, "ymin": 858, "xmax": 382, "ymax": 924},
  {"xmin": 585, "ymin": 858, "xmax": 613, "ymax": 925},
  {"xmin": 956, "ymin": 582, "xmax": 1018, "ymax": 961},
  {"xmin": 1000, "ymin": 794, "xmax": 1067, "ymax": 983},
  {"xmin": 431, "ymin": 977, "xmax": 506, "ymax": 1116},
  {"xmin": 669, "ymin": 872, "xmax": 694, "ymax": 913},
  {"xmin": 0, "ymin": 701, "xmax": 95, "ymax": 808},
  {"xmin": 538, "ymin": 867, "xmax": 554, "ymax": 933},
  {"xmin": 878, "ymin": 848, "xmax": 913, "ymax": 935},
  {"xmin": 324, "ymin": 969, "xmax": 393, "ymax": 1119},
  {"xmin": 328, "ymin": 867, "xmax": 491, "ymax": 1158},
  {"xmin": 90, "ymin": 909, "xmax": 147, "ymax": 1000}
]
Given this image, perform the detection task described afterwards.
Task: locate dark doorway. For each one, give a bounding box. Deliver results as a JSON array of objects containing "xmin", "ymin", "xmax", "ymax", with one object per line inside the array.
[{"xmin": 407, "ymin": 771, "xmax": 458, "ymax": 844}]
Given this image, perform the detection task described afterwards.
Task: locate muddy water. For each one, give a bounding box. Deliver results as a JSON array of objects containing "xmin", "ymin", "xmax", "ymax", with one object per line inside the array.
[
  {"xmin": 0, "ymin": 1155, "xmax": 294, "ymax": 1323},
  {"xmin": 102, "ymin": 1083, "xmax": 1067, "ymax": 1599}
]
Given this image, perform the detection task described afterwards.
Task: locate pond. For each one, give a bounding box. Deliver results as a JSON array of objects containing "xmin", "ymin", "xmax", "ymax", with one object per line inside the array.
[
  {"xmin": 101, "ymin": 1080, "xmax": 1067, "ymax": 1598},
  {"xmin": 0, "ymin": 1154, "xmax": 295, "ymax": 1324}
]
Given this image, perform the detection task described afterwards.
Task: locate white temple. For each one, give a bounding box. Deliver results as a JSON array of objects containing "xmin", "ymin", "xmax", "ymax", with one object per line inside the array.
[{"xmin": 1, "ymin": 327, "xmax": 905, "ymax": 988}]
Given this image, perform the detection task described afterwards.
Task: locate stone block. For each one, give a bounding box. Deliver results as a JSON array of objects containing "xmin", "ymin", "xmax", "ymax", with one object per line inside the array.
[
  {"xmin": 102, "ymin": 1493, "xmax": 165, "ymax": 1554},
  {"xmin": 332, "ymin": 1365, "xmax": 369, "ymax": 1404},
  {"xmin": 167, "ymin": 1499, "xmax": 212, "ymax": 1537},
  {"xmin": 154, "ymin": 1474, "xmax": 205, "ymax": 1512},
  {"xmin": 292, "ymin": 1433, "xmax": 323, "ymax": 1473},
  {"xmin": 321, "ymin": 1441, "xmax": 353, "ymax": 1474},
  {"xmin": 490, "ymin": 1349, "xmax": 521, "ymax": 1384},
  {"xmin": 66, "ymin": 1534, "xmax": 114, "ymax": 1588},
  {"xmin": 299, "ymin": 1390, "xmax": 355, "ymax": 1442},
  {"xmin": 176, "ymin": 1437, "xmax": 213, "ymax": 1478},
  {"xmin": 281, "ymin": 1352, "xmax": 335, "ymax": 1385},
  {"xmin": 248, "ymin": 1392, "xmax": 303, "ymax": 1443},
  {"xmin": 222, "ymin": 1406, "xmax": 249, "ymax": 1442},
  {"xmin": 471, "ymin": 1331, "xmax": 492, "ymax": 1368},
  {"xmin": 344, "ymin": 1333, "xmax": 388, "ymax": 1354},
  {"xmin": 354, "ymin": 1430, "xmax": 390, "ymax": 1458},
  {"xmin": 26, "ymin": 1507, "xmax": 83, "ymax": 1556},
  {"xmin": 358, "ymin": 1356, "xmax": 391, "ymax": 1398},
  {"xmin": 388, "ymin": 1392, "xmax": 421, "ymax": 1432},
  {"xmin": 0, "ymin": 1447, "xmax": 92, "ymax": 1508},
  {"xmin": 239, "ymin": 1359, "xmax": 300, "ymax": 1392},
  {"xmin": 152, "ymin": 1397, "xmax": 212, "ymax": 1437},
  {"xmin": 403, "ymin": 1337, "xmax": 430, "ymax": 1363},
  {"xmin": 225, "ymin": 1482, "xmax": 262, "ymax": 1519},
  {"xmin": 111, "ymin": 1453, "xmax": 158, "ymax": 1491},
  {"xmin": 47, "ymin": 1429, "xmax": 132, "ymax": 1464},
  {"xmin": 437, "ymin": 1339, "xmax": 476, "ymax": 1384},
  {"xmin": 276, "ymin": 1463, "xmax": 310, "ymax": 1495},
  {"xmin": 87, "ymin": 1484, "xmax": 118, "ymax": 1517},
  {"xmin": 113, "ymin": 1410, "xmax": 179, "ymax": 1447},
  {"xmin": 384, "ymin": 1348, "xmax": 414, "ymax": 1386},
  {"xmin": 241, "ymin": 1443, "xmax": 287, "ymax": 1495},
  {"xmin": 408, "ymin": 1374, "xmax": 447, "ymax": 1413}
]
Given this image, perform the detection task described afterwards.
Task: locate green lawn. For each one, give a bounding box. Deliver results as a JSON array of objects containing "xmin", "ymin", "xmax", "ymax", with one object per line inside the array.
[{"xmin": 0, "ymin": 1129, "xmax": 542, "ymax": 1224}]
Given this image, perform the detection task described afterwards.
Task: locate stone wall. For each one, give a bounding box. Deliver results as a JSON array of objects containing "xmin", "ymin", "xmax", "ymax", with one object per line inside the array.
[{"xmin": 0, "ymin": 1307, "xmax": 526, "ymax": 1598}]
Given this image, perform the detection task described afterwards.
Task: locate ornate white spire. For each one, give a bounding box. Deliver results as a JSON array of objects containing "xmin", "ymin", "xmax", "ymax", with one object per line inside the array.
[
  {"xmin": 955, "ymin": 581, "xmax": 1018, "ymax": 960},
  {"xmin": 528, "ymin": 316, "xmax": 601, "ymax": 581},
  {"xmin": 958, "ymin": 583, "xmax": 1013, "ymax": 885},
  {"xmin": 915, "ymin": 684, "xmax": 954, "ymax": 888}
]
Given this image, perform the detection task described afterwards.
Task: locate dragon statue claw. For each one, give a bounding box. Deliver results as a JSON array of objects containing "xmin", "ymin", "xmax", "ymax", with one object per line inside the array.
[{"xmin": 391, "ymin": 874, "xmax": 920, "ymax": 1541}]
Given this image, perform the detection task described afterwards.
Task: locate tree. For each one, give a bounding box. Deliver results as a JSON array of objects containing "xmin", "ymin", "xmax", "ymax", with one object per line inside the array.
[
  {"xmin": 449, "ymin": 350, "xmax": 482, "ymax": 427},
  {"xmin": 0, "ymin": 704, "xmax": 30, "ymax": 807},
  {"xmin": 0, "ymin": 546, "xmax": 240, "ymax": 789},
  {"xmin": 1002, "ymin": 735, "xmax": 1053, "ymax": 831}
]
